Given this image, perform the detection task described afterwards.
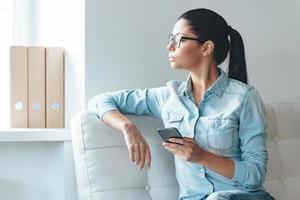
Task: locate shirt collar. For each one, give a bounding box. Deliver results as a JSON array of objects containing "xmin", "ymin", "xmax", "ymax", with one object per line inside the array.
[{"xmin": 180, "ymin": 67, "xmax": 229, "ymax": 97}]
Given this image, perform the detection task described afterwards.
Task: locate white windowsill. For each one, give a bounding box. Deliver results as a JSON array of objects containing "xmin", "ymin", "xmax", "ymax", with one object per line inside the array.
[{"xmin": 0, "ymin": 128, "xmax": 71, "ymax": 142}]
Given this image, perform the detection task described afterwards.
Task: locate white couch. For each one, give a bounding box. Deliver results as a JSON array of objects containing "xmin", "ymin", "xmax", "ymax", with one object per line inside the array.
[{"xmin": 71, "ymin": 103, "xmax": 300, "ymax": 200}]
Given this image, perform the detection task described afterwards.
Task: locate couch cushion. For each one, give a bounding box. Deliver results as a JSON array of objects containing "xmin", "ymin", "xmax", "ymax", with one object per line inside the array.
[{"xmin": 263, "ymin": 103, "xmax": 300, "ymax": 200}]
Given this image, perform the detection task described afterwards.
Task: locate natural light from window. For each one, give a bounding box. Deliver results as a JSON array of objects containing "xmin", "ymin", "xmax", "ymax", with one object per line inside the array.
[
  {"xmin": 0, "ymin": 0, "xmax": 30, "ymax": 128},
  {"xmin": 0, "ymin": 0, "xmax": 10, "ymax": 128}
]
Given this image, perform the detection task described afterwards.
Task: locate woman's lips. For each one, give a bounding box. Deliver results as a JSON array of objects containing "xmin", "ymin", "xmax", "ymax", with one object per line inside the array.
[{"xmin": 168, "ymin": 56, "xmax": 176, "ymax": 61}]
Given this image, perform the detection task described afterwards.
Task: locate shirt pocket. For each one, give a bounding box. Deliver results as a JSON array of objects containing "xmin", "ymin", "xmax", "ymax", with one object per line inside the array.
[
  {"xmin": 162, "ymin": 110, "xmax": 184, "ymax": 129},
  {"xmin": 207, "ymin": 118, "xmax": 237, "ymax": 151}
]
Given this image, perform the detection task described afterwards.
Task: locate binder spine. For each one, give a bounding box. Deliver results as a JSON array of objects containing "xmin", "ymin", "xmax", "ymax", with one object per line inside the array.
[
  {"xmin": 28, "ymin": 47, "xmax": 46, "ymax": 128},
  {"xmin": 46, "ymin": 47, "xmax": 64, "ymax": 128},
  {"xmin": 10, "ymin": 46, "xmax": 28, "ymax": 128}
]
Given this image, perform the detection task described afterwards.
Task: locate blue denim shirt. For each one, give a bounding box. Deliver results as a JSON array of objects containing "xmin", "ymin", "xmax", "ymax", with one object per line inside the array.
[{"xmin": 88, "ymin": 68, "xmax": 268, "ymax": 200}]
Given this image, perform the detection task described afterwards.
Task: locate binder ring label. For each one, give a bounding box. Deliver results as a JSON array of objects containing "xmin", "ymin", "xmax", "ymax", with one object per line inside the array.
[
  {"xmin": 15, "ymin": 102, "xmax": 24, "ymax": 111},
  {"xmin": 51, "ymin": 102, "xmax": 60, "ymax": 111},
  {"xmin": 32, "ymin": 102, "xmax": 41, "ymax": 111}
]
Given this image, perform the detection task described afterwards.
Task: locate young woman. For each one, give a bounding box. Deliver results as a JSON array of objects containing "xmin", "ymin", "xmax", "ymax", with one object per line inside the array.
[{"xmin": 88, "ymin": 8, "xmax": 275, "ymax": 200}]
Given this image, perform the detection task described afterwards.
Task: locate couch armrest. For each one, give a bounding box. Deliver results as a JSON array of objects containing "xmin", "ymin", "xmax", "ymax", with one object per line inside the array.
[{"xmin": 71, "ymin": 111, "xmax": 179, "ymax": 200}]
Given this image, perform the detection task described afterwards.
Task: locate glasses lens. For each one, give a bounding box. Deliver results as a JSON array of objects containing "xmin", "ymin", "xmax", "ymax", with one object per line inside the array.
[
  {"xmin": 174, "ymin": 35, "xmax": 181, "ymax": 48},
  {"xmin": 168, "ymin": 34, "xmax": 171, "ymax": 43},
  {"xmin": 169, "ymin": 34, "xmax": 181, "ymax": 48},
  {"xmin": 169, "ymin": 34, "xmax": 174, "ymax": 45}
]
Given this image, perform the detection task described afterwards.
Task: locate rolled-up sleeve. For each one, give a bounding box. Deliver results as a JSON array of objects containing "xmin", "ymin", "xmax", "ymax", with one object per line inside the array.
[
  {"xmin": 232, "ymin": 88, "xmax": 268, "ymax": 190},
  {"xmin": 87, "ymin": 87, "xmax": 168, "ymax": 120}
]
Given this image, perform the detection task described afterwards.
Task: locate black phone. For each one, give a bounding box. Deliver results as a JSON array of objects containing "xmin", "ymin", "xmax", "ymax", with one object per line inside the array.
[{"xmin": 157, "ymin": 127, "xmax": 183, "ymax": 144}]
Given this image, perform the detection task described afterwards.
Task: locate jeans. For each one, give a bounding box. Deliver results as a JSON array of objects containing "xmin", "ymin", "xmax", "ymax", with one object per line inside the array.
[{"xmin": 203, "ymin": 190, "xmax": 275, "ymax": 200}]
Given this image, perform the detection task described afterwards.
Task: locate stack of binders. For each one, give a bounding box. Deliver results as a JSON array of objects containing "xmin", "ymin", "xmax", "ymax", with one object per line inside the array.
[{"xmin": 10, "ymin": 46, "xmax": 64, "ymax": 128}]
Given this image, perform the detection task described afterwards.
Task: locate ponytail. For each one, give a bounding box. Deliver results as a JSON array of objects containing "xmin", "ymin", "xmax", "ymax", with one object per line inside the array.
[
  {"xmin": 228, "ymin": 26, "xmax": 248, "ymax": 84},
  {"xmin": 179, "ymin": 9, "xmax": 248, "ymax": 84}
]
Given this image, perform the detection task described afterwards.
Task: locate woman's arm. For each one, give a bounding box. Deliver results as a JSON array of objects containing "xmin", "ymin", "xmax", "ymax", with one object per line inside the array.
[
  {"xmin": 231, "ymin": 88, "xmax": 268, "ymax": 188},
  {"xmin": 164, "ymin": 137, "xmax": 234, "ymax": 178},
  {"xmin": 88, "ymin": 87, "xmax": 168, "ymax": 170},
  {"xmin": 164, "ymin": 88, "xmax": 268, "ymax": 187},
  {"xmin": 102, "ymin": 110, "xmax": 151, "ymax": 170},
  {"xmin": 88, "ymin": 88, "xmax": 167, "ymax": 120}
]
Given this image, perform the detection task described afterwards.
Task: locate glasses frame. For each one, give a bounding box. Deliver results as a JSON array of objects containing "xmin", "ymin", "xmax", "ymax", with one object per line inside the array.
[{"xmin": 168, "ymin": 33, "xmax": 200, "ymax": 48}]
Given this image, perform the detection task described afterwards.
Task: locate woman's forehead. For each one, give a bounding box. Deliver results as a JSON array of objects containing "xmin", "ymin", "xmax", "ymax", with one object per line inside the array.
[{"xmin": 172, "ymin": 19, "xmax": 193, "ymax": 35}]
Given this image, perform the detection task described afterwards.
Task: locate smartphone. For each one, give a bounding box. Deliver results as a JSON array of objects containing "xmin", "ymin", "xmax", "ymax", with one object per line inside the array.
[{"xmin": 157, "ymin": 127, "xmax": 183, "ymax": 144}]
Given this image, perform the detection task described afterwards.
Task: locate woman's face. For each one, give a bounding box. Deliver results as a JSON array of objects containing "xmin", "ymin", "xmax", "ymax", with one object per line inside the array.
[{"xmin": 167, "ymin": 19, "xmax": 204, "ymax": 70}]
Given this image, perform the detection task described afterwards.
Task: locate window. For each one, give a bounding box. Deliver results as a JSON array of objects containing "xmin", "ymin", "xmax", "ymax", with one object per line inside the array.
[
  {"xmin": 0, "ymin": 0, "xmax": 30, "ymax": 128},
  {"xmin": 0, "ymin": 0, "xmax": 10, "ymax": 128}
]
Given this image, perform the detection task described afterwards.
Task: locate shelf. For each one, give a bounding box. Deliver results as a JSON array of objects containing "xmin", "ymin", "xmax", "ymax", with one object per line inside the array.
[{"xmin": 0, "ymin": 128, "xmax": 71, "ymax": 142}]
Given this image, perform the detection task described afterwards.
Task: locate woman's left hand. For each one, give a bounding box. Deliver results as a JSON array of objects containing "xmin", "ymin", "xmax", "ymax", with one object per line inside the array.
[{"xmin": 163, "ymin": 137, "xmax": 205, "ymax": 163}]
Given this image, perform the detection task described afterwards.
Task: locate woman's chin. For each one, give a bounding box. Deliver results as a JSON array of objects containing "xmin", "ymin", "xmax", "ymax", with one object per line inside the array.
[
  {"xmin": 169, "ymin": 62, "xmax": 178, "ymax": 68},
  {"xmin": 170, "ymin": 64, "xmax": 182, "ymax": 70}
]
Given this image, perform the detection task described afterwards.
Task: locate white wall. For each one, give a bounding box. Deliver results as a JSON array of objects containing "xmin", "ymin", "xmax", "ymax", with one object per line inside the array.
[
  {"xmin": 26, "ymin": 0, "xmax": 85, "ymax": 128},
  {"xmin": 0, "ymin": 142, "xmax": 65, "ymax": 200},
  {"xmin": 85, "ymin": 0, "xmax": 300, "ymax": 105}
]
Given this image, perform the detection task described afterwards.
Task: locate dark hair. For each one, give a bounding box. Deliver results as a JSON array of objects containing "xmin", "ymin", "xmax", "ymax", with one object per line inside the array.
[{"xmin": 178, "ymin": 8, "xmax": 248, "ymax": 84}]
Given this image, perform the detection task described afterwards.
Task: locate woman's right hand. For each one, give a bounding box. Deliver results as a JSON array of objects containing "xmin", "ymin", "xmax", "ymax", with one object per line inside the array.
[{"xmin": 122, "ymin": 123, "xmax": 151, "ymax": 170}]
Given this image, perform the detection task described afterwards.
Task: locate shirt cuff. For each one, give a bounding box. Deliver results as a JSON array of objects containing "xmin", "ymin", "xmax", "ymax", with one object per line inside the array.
[{"xmin": 96, "ymin": 106, "xmax": 118, "ymax": 120}]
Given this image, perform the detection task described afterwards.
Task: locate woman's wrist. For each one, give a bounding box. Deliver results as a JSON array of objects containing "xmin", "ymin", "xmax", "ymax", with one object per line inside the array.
[
  {"xmin": 196, "ymin": 149, "xmax": 235, "ymax": 179},
  {"xmin": 196, "ymin": 149, "xmax": 209, "ymax": 165},
  {"xmin": 122, "ymin": 122, "xmax": 136, "ymax": 134}
]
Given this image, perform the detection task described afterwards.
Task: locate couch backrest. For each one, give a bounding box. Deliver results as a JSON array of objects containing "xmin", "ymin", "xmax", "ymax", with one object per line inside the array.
[
  {"xmin": 263, "ymin": 103, "xmax": 300, "ymax": 200},
  {"xmin": 71, "ymin": 103, "xmax": 300, "ymax": 200}
]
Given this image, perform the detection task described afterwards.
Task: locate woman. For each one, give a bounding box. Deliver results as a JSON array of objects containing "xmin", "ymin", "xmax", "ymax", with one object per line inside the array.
[{"xmin": 88, "ymin": 8, "xmax": 275, "ymax": 200}]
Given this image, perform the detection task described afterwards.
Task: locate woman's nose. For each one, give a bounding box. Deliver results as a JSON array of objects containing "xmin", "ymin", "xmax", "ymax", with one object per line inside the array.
[{"xmin": 166, "ymin": 42, "xmax": 175, "ymax": 52}]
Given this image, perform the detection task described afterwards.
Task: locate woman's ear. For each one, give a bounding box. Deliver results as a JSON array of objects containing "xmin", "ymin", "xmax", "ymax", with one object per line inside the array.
[{"xmin": 201, "ymin": 40, "xmax": 214, "ymax": 56}]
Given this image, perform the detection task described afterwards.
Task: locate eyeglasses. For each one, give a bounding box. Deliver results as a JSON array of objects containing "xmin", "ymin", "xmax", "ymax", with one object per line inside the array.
[{"xmin": 168, "ymin": 33, "xmax": 199, "ymax": 48}]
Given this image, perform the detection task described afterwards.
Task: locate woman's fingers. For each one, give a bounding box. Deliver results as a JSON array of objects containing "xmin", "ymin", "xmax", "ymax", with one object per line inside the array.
[
  {"xmin": 169, "ymin": 137, "xmax": 194, "ymax": 144},
  {"xmin": 163, "ymin": 141, "xmax": 185, "ymax": 156},
  {"xmin": 168, "ymin": 138, "xmax": 184, "ymax": 144},
  {"xmin": 139, "ymin": 144, "xmax": 146, "ymax": 170},
  {"xmin": 145, "ymin": 147, "xmax": 151, "ymax": 169},
  {"xmin": 125, "ymin": 130, "xmax": 151, "ymax": 170},
  {"xmin": 131, "ymin": 143, "xmax": 151, "ymax": 170},
  {"xmin": 129, "ymin": 144, "xmax": 135, "ymax": 162},
  {"xmin": 134, "ymin": 144, "xmax": 141, "ymax": 165}
]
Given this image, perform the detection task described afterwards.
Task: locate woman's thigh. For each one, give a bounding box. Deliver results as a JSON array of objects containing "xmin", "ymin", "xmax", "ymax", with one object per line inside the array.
[{"xmin": 205, "ymin": 190, "xmax": 275, "ymax": 200}]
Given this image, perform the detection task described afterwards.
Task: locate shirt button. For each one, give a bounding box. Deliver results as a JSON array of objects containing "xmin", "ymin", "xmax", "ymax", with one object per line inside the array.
[
  {"xmin": 199, "ymin": 169, "xmax": 204, "ymax": 173},
  {"xmin": 145, "ymin": 184, "xmax": 151, "ymax": 191}
]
